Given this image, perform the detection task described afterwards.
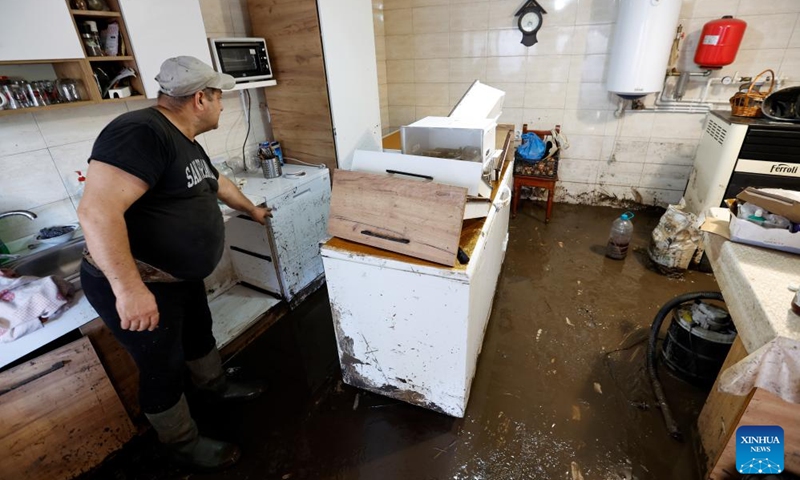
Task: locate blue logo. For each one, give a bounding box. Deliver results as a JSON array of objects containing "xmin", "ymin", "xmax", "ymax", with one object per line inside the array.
[{"xmin": 736, "ymin": 425, "xmax": 784, "ymax": 474}]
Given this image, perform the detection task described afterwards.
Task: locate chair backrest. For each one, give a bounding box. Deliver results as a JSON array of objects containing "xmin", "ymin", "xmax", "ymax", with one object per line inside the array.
[{"xmin": 522, "ymin": 124, "xmax": 561, "ymax": 139}]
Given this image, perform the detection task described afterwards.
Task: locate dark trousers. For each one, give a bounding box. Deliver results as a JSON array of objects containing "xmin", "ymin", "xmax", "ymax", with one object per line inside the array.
[{"xmin": 80, "ymin": 261, "xmax": 217, "ymax": 414}]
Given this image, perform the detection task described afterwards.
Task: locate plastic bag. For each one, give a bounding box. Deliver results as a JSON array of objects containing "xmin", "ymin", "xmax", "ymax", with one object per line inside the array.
[
  {"xmin": 648, "ymin": 200, "xmax": 701, "ymax": 275},
  {"xmin": 516, "ymin": 132, "xmax": 546, "ymax": 162}
]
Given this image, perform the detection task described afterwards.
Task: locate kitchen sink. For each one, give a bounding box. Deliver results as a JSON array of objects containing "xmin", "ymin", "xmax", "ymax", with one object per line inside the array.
[{"xmin": 6, "ymin": 237, "xmax": 85, "ymax": 289}]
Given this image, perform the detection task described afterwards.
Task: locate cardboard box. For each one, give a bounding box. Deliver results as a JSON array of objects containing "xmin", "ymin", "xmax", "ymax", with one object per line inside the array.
[
  {"xmin": 736, "ymin": 188, "xmax": 800, "ymax": 224},
  {"xmin": 702, "ymin": 204, "xmax": 800, "ymax": 255}
]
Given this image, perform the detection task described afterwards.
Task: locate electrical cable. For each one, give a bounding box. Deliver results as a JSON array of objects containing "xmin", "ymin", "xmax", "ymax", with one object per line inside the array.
[
  {"xmin": 242, "ymin": 89, "xmax": 251, "ymax": 172},
  {"xmin": 283, "ymin": 156, "xmax": 326, "ymax": 169}
]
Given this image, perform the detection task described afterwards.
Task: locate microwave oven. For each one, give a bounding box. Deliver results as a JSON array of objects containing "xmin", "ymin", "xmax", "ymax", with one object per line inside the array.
[{"xmin": 209, "ymin": 37, "xmax": 273, "ymax": 82}]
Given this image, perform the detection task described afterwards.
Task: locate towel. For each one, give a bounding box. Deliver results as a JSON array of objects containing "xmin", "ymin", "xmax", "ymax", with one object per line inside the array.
[{"xmin": 0, "ymin": 269, "xmax": 75, "ymax": 343}]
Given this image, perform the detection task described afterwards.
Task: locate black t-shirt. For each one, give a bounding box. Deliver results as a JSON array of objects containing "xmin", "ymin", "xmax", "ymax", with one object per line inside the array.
[{"xmin": 89, "ymin": 107, "xmax": 224, "ymax": 281}]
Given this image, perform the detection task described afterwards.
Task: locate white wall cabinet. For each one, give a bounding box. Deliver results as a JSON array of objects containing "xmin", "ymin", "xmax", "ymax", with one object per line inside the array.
[
  {"xmin": 118, "ymin": 0, "xmax": 211, "ymax": 98},
  {"xmin": 0, "ymin": 0, "xmax": 84, "ymax": 61}
]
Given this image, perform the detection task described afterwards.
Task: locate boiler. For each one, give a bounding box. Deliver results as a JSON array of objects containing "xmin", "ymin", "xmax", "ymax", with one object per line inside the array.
[{"xmin": 607, "ymin": 0, "xmax": 682, "ymax": 98}]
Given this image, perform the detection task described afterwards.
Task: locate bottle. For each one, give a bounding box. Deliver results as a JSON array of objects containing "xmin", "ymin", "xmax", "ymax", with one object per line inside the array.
[
  {"xmin": 75, "ymin": 170, "xmax": 86, "ymax": 203},
  {"xmin": 606, "ymin": 212, "xmax": 634, "ymax": 260}
]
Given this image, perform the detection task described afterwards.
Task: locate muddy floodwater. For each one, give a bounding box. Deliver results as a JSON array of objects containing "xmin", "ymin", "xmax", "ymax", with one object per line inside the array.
[{"xmin": 82, "ymin": 203, "xmax": 719, "ymax": 480}]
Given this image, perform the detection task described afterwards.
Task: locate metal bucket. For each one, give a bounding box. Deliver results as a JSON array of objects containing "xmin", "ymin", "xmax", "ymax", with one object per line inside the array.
[{"xmin": 260, "ymin": 156, "xmax": 282, "ymax": 179}]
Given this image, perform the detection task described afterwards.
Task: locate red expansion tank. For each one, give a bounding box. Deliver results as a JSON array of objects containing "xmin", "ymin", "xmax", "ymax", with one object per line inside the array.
[{"xmin": 694, "ymin": 16, "xmax": 747, "ymax": 69}]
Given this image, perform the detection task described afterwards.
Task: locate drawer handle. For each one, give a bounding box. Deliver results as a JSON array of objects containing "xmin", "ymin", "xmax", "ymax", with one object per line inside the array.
[
  {"xmin": 230, "ymin": 245, "xmax": 272, "ymax": 262},
  {"xmin": 360, "ymin": 230, "xmax": 410, "ymax": 244},
  {"xmin": 293, "ymin": 188, "xmax": 311, "ymax": 199},
  {"xmin": 386, "ymin": 169, "xmax": 434, "ymax": 181}
]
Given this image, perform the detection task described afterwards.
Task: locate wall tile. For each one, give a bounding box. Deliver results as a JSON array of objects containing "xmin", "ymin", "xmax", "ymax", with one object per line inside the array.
[
  {"xmin": 571, "ymin": 24, "xmax": 613, "ymax": 55},
  {"xmin": 738, "ymin": 0, "xmax": 800, "ymax": 15},
  {"xmin": 565, "ymin": 82, "xmax": 615, "ymax": 110},
  {"xmin": 485, "ymin": 82, "xmax": 525, "ymax": 109},
  {"xmin": 489, "ymin": 0, "xmax": 523, "ymax": 30},
  {"xmin": 576, "ymin": 0, "xmax": 618, "ymax": 25},
  {"xmin": 414, "ymin": 106, "xmax": 451, "ymax": 118},
  {"xmin": 414, "ymin": 33, "xmax": 451, "ymax": 58},
  {"xmin": 449, "ymin": 83, "xmax": 474, "ymax": 106},
  {"xmin": 412, "ymin": 6, "xmax": 448, "ymax": 33},
  {"xmin": 594, "ymin": 184, "xmax": 643, "ymax": 206},
  {"xmin": 527, "ymin": 55, "xmax": 571, "ymax": 83},
  {"xmin": 650, "ymin": 113, "xmax": 705, "ymax": 140},
  {"xmin": 375, "ymin": 35, "xmax": 387, "ymax": 61},
  {"xmin": 449, "ymin": 57, "xmax": 487, "ymax": 83},
  {"xmin": 645, "ymin": 139, "xmax": 699, "ymax": 166},
  {"xmin": 199, "ymin": 0, "xmax": 235, "ymax": 35},
  {"xmin": 561, "ymin": 109, "xmax": 609, "ymax": 136},
  {"xmin": 449, "ymin": 3, "xmax": 490, "ymax": 32},
  {"xmin": 388, "ymin": 59, "xmax": 416, "ymax": 83},
  {"xmin": 527, "ymin": 26, "xmax": 576, "ymax": 56},
  {"xmin": 386, "ymin": 8, "xmax": 414, "ymax": 35},
  {"xmin": 373, "ymin": 8, "xmax": 386, "ymax": 37},
  {"xmin": 0, "ymin": 113, "xmax": 46, "ymax": 157},
  {"xmin": 618, "ymin": 111, "xmax": 656, "ymax": 138},
  {"xmin": 380, "ymin": 83, "xmax": 390, "ymax": 107},
  {"xmin": 486, "ymin": 56, "xmax": 527, "ymax": 83},
  {"xmin": 34, "ymin": 103, "xmax": 128, "ymax": 148},
  {"xmin": 388, "ymin": 105, "xmax": 416, "ymax": 127},
  {"xmin": 229, "ymin": 0, "xmax": 252, "ymax": 36},
  {"xmin": 498, "ymin": 108, "xmax": 524, "ymax": 129},
  {"xmin": 487, "ymin": 29, "xmax": 529, "ymax": 57},
  {"xmin": 562, "ymin": 134, "xmax": 604, "ymax": 160},
  {"xmin": 377, "ymin": 60, "xmax": 388, "ymax": 85},
  {"xmin": 386, "ymin": 35, "xmax": 415, "ymax": 59},
  {"xmin": 449, "ymin": 31, "xmax": 489, "ymax": 58},
  {"xmin": 568, "ymin": 54, "xmax": 608, "ymax": 83},
  {"xmin": 412, "ymin": 0, "xmax": 447, "ymax": 6},
  {"xmin": 780, "ymin": 48, "xmax": 800, "ymax": 79},
  {"xmin": 558, "ymin": 158, "xmax": 600, "ymax": 184},
  {"xmin": 679, "ymin": 0, "xmax": 737, "ymax": 19},
  {"xmin": 639, "ymin": 163, "xmax": 693, "ymax": 191},
  {"xmin": 523, "ymin": 108, "xmax": 565, "ymax": 129},
  {"xmin": 597, "ymin": 161, "xmax": 644, "ymax": 188},
  {"xmin": 0, "ymin": 149, "xmax": 68, "ymax": 211},
  {"xmin": 790, "ymin": 17, "xmax": 800, "ymax": 48},
  {"xmin": 388, "ymin": 83, "xmax": 417, "ymax": 105},
  {"xmin": 524, "ymin": 83, "xmax": 567, "ymax": 109},
  {"xmin": 538, "ymin": 0, "xmax": 579, "ymax": 26},
  {"xmin": 415, "ymin": 59, "xmax": 449, "ymax": 83},
  {"xmin": 604, "ymin": 137, "xmax": 649, "ymax": 163},
  {"xmin": 415, "ymin": 83, "xmax": 449, "ymax": 106},
  {"xmin": 49, "ymin": 140, "xmax": 94, "ymax": 201},
  {"xmin": 720, "ymin": 48, "xmax": 786, "ymax": 78},
  {"xmin": 384, "ymin": 0, "xmax": 413, "ymax": 9},
  {"xmin": 738, "ymin": 14, "xmax": 797, "ymax": 50},
  {"xmin": 554, "ymin": 181, "xmax": 597, "ymax": 204}
]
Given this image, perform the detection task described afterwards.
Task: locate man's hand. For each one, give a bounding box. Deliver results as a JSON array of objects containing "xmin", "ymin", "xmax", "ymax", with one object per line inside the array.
[
  {"xmin": 116, "ymin": 285, "xmax": 160, "ymax": 332},
  {"xmin": 249, "ymin": 205, "xmax": 273, "ymax": 225}
]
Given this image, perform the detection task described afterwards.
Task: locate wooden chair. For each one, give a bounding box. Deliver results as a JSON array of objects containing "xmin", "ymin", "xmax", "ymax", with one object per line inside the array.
[{"xmin": 512, "ymin": 124, "xmax": 560, "ymax": 223}]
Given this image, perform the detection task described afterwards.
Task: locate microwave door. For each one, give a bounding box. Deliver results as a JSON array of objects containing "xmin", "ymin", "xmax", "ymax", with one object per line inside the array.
[{"xmin": 218, "ymin": 46, "xmax": 259, "ymax": 77}]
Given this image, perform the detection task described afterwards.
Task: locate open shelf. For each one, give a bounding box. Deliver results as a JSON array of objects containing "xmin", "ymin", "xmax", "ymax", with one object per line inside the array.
[
  {"xmin": 231, "ymin": 79, "xmax": 278, "ymax": 91},
  {"xmin": 87, "ymin": 56, "xmax": 133, "ymax": 62},
  {"xmin": 0, "ymin": 100, "xmax": 94, "ymax": 117},
  {"xmin": 70, "ymin": 10, "xmax": 121, "ymax": 17}
]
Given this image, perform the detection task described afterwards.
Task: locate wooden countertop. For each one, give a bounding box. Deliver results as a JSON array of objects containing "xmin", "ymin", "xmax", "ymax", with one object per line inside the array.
[{"xmin": 323, "ymin": 124, "xmax": 515, "ymax": 271}]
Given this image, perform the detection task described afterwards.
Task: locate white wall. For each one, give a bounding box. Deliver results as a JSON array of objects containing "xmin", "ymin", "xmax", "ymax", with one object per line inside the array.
[
  {"xmin": 376, "ymin": 0, "xmax": 800, "ymax": 207},
  {"xmin": 0, "ymin": 0, "xmax": 272, "ymax": 243}
]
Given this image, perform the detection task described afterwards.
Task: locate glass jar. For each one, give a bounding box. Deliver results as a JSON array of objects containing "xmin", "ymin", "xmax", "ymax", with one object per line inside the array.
[{"xmin": 57, "ymin": 79, "xmax": 82, "ymax": 102}]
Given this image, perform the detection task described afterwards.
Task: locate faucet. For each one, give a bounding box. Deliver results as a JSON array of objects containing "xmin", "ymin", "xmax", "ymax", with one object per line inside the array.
[
  {"xmin": 0, "ymin": 210, "xmax": 38, "ymax": 257},
  {"xmin": 0, "ymin": 210, "xmax": 37, "ymax": 221}
]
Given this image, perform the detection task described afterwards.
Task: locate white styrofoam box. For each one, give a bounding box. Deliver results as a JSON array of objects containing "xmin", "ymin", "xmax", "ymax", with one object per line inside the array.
[
  {"xmin": 729, "ymin": 214, "xmax": 800, "ymax": 255},
  {"xmin": 449, "ymin": 80, "xmax": 506, "ymax": 122},
  {"xmin": 401, "ymin": 116, "xmax": 497, "ymax": 171},
  {"xmin": 351, "ymin": 149, "xmax": 491, "ymax": 198}
]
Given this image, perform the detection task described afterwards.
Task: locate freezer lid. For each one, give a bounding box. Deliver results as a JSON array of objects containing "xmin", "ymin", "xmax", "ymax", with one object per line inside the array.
[{"xmin": 448, "ymin": 81, "xmax": 505, "ymax": 122}]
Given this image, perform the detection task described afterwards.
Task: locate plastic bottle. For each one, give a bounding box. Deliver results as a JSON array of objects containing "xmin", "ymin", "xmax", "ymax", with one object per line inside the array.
[
  {"xmin": 606, "ymin": 212, "xmax": 634, "ymax": 260},
  {"xmin": 75, "ymin": 171, "xmax": 86, "ymax": 203}
]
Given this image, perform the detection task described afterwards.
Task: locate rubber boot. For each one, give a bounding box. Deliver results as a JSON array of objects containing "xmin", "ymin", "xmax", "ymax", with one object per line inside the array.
[
  {"xmin": 186, "ymin": 346, "xmax": 266, "ymax": 403},
  {"xmin": 145, "ymin": 394, "xmax": 240, "ymax": 471}
]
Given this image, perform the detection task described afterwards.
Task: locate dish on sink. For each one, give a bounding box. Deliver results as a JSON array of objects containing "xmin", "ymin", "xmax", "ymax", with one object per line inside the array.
[{"xmin": 36, "ymin": 224, "xmax": 78, "ymax": 246}]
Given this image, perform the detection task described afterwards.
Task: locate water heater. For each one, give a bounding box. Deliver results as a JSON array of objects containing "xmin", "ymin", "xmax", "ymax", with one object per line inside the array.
[{"xmin": 607, "ymin": 0, "xmax": 682, "ymax": 98}]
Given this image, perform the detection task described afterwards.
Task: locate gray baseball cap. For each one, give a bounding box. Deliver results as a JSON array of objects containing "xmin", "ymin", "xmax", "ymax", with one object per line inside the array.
[{"xmin": 155, "ymin": 56, "xmax": 236, "ymax": 97}]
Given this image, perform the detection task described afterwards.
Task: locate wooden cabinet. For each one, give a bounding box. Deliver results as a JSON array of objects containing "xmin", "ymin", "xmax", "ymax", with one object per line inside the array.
[
  {"xmin": 118, "ymin": 0, "xmax": 210, "ymax": 99},
  {"xmin": 247, "ymin": 0, "xmax": 382, "ymax": 170},
  {"xmin": 0, "ymin": 336, "xmax": 135, "ymax": 480},
  {"xmin": 0, "ymin": 0, "xmax": 84, "ymax": 61}
]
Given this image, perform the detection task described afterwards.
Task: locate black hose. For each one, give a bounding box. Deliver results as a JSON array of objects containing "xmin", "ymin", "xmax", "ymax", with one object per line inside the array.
[{"xmin": 647, "ymin": 291, "xmax": 724, "ymax": 442}]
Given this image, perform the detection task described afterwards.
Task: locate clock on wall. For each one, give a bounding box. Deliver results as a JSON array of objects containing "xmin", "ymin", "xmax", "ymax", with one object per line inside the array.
[{"xmin": 515, "ymin": 0, "xmax": 547, "ymax": 47}]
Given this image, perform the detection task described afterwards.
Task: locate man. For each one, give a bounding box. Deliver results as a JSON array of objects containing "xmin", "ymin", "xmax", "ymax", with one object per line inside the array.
[{"xmin": 78, "ymin": 56, "xmax": 269, "ymax": 471}]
